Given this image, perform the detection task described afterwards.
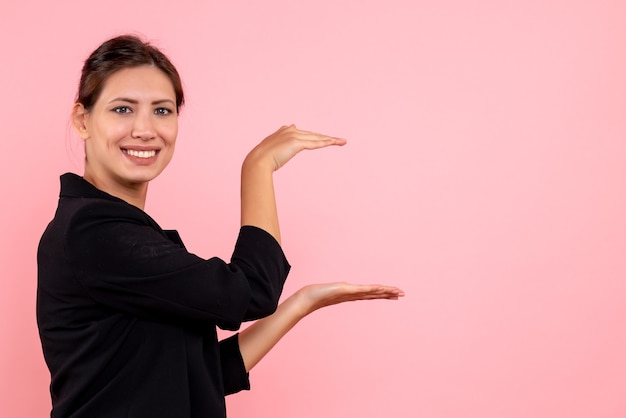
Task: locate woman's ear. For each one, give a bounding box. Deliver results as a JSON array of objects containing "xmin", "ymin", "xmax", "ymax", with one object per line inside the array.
[{"xmin": 71, "ymin": 103, "xmax": 90, "ymax": 140}]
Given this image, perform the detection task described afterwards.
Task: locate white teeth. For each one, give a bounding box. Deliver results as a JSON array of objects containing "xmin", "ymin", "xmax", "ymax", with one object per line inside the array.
[{"xmin": 125, "ymin": 149, "xmax": 156, "ymax": 158}]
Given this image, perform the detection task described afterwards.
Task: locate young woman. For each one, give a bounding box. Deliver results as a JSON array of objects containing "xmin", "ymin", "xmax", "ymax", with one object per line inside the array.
[{"xmin": 37, "ymin": 35, "xmax": 403, "ymax": 418}]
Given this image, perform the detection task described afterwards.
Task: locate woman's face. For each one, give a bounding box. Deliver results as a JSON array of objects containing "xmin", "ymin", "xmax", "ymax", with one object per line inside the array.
[{"xmin": 76, "ymin": 65, "xmax": 178, "ymax": 192}]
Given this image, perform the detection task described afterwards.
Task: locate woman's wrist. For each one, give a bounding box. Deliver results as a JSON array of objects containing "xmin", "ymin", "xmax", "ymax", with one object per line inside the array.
[
  {"xmin": 292, "ymin": 285, "xmax": 323, "ymax": 317},
  {"xmin": 242, "ymin": 147, "xmax": 276, "ymax": 174}
]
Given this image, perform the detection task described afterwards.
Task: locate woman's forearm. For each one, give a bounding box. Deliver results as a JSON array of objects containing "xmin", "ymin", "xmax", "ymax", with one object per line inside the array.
[
  {"xmin": 238, "ymin": 290, "xmax": 309, "ymax": 372},
  {"xmin": 240, "ymin": 158, "xmax": 281, "ymax": 244}
]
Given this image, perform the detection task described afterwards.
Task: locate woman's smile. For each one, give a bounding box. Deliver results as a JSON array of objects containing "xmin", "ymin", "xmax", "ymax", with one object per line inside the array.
[{"xmin": 121, "ymin": 147, "xmax": 161, "ymax": 164}]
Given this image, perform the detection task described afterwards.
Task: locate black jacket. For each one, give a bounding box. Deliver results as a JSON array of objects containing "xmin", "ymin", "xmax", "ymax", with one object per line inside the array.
[{"xmin": 37, "ymin": 173, "xmax": 290, "ymax": 417}]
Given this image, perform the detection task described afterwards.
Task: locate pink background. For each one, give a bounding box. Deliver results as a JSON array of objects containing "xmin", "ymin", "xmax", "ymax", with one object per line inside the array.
[{"xmin": 1, "ymin": 1, "xmax": 625, "ymax": 417}]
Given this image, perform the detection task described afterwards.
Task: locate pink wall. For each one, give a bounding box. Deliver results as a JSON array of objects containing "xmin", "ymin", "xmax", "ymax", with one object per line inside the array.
[{"xmin": 2, "ymin": 1, "xmax": 625, "ymax": 417}]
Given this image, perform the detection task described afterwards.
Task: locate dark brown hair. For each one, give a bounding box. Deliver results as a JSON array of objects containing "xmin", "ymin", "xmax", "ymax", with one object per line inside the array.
[{"xmin": 77, "ymin": 35, "xmax": 184, "ymax": 112}]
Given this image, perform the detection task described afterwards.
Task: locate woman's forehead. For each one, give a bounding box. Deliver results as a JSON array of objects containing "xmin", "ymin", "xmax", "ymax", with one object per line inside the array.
[{"xmin": 98, "ymin": 66, "xmax": 176, "ymax": 102}]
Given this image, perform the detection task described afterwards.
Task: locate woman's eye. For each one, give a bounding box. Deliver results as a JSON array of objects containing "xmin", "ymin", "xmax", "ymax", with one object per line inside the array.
[
  {"xmin": 113, "ymin": 106, "xmax": 131, "ymax": 114},
  {"xmin": 154, "ymin": 107, "xmax": 173, "ymax": 116}
]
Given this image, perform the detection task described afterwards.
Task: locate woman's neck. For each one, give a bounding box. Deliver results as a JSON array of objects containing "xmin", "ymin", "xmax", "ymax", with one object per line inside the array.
[{"xmin": 83, "ymin": 171, "xmax": 148, "ymax": 210}]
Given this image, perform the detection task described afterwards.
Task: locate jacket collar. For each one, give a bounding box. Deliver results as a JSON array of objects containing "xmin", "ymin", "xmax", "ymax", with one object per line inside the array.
[
  {"xmin": 59, "ymin": 172, "xmax": 126, "ymax": 204},
  {"xmin": 59, "ymin": 173, "xmax": 184, "ymax": 246}
]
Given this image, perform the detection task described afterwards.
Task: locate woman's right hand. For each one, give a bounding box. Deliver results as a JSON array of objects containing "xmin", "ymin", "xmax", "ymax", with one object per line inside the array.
[
  {"xmin": 243, "ymin": 125, "xmax": 347, "ymax": 172},
  {"xmin": 240, "ymin": 125, "xmax": 347, "ymax": 244}
]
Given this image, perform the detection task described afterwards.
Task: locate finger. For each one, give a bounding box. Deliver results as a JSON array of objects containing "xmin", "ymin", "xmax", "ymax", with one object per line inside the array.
[
  {"xmin": 339, "ymin": 286, "xmax": 404, "ymax": 299},
  {"xmin": 347, "ymin": 284, "xmax": 405, "ymax": 295},
  {"xmin": 333, "ymin": 293, "xmax": 401, "ymax": 303},
  {"xmin": 278, "ymin": 125, "xmax": 327, "ymax": 137},
  {"xmin": 297, "ymin": 138, "xmax": 347, "ymax": 151},
  {"xmin": 286, "ymin": 128, "xmax": 347, "ymax": 144}
]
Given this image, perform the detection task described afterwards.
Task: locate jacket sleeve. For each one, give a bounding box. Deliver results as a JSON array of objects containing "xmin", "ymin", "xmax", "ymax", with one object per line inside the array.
[
  {"xmin": 65, "ymin": 200, "xmax": 290, "ymax": 330},
  {"xmin": 219, "ymin": 334, "xmax": 251, "ymax": 395}
]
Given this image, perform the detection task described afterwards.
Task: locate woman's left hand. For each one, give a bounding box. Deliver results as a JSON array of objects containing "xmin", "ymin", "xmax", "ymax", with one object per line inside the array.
[
  {"xmin": 239, "ymin": 282, "xmax": 404, "ymax": 371},
  {"xmin": 295, "ymin": 282, "xmax": 405, "ymax": 316}
]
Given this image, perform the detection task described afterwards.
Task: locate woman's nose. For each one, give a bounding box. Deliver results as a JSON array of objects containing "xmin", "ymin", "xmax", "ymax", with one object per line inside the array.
[{"xmin": 131, "ymin": 112, "xmax": 156, "ymax": 140}]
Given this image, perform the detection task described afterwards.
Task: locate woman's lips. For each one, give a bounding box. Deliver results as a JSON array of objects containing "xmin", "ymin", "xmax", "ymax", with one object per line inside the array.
[{"xmin": 123, "ymin": 149, "xmax": 157, "ymax": 158}]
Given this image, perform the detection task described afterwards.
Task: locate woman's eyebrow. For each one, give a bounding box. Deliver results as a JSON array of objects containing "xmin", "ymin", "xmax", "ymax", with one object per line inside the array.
[
  {"xmin": 108, "ymin": 97, "xmax": 175, "ymax": 105},
  {"xmin": 152, "ymin": 99, "xmax": 176, "ymax": 106}
]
